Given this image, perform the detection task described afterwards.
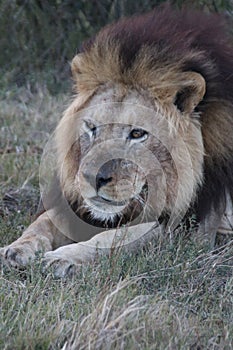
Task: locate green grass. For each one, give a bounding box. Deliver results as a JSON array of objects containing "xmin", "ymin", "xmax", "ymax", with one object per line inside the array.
[{"xmin": 0, "ymin": 87, "xmax": 233, "ymax": 350}]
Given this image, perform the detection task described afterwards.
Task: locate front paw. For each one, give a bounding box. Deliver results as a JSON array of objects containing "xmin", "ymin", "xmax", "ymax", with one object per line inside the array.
[
  {"xmin": 0, "ymin": 244, "xmax": 36, "ymax": 268},
  {"xmin": 42, "ymin": 251, "xmax": 80, "ymax": 278}
]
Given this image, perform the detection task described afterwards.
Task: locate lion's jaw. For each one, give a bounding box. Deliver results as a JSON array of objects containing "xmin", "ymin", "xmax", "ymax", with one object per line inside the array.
[{"xmin": 58, "ymin": 87, "xmax": 204, "ymax": 227}]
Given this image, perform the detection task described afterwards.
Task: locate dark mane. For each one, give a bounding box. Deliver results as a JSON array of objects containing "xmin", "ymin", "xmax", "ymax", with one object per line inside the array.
[
  {"xmin": 80, "ymin": 5, "xmax": 233, "ymax": 222},
  {"xmin": 81, "ymin": 5, "xmax": 233, "ymax": 104}
]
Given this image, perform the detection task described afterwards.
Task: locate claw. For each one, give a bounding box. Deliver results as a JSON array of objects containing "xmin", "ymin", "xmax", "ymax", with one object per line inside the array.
[
  {"xmin": 0, "ymin": 245, "xmax": 34, "ymax": 268},
  {"xmin": 42, "ymin": 254, "xmax": 80, "ymax": 278}
]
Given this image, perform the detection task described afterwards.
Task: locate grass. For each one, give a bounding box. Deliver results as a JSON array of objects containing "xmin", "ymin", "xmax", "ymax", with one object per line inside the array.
[{"xmin": 0, "ymin": 86, "xmax": 233, "ymax": 350}]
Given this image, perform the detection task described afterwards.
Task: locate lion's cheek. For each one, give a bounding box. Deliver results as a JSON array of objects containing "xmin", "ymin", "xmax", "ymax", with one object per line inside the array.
[{"xmin": 74, "ymin": 172, "xmax": 96, "ymax": 200}]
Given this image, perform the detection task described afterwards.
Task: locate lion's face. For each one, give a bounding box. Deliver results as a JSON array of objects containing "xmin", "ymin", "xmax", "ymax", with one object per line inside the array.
[
  {"xmin": 57, "ymin": 85, "xmax": 205, "ymax": 228},
  {"xmin": 77, "ymin": 122, "xmax": 148, "ymax": 225}
]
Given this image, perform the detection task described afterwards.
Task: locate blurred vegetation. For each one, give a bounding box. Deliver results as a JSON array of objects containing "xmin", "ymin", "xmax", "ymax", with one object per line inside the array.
[{"xmin": 0, "ymin": 0, "xmax": 233, "ymax": 94}]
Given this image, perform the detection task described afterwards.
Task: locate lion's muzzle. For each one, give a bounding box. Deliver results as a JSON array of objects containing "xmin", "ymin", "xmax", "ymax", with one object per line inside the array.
[{"xmin": 82, "ymin": 158, "xmax": 145, "ymax": 205}]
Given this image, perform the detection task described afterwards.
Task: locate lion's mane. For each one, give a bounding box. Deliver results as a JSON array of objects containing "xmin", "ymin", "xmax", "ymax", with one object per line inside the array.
[{"xmin": 56, "ymin": 5, "xmax": 233, "ymax": 225}]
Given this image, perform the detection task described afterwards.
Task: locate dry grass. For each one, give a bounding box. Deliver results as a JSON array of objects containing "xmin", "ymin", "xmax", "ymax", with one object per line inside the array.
[{"xmin": 0, "ymin": 87, "xmax": 233, "ymax": 350}]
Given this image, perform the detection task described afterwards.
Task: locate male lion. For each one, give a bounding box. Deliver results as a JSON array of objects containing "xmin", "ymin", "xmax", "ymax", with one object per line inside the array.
[{"xmin": 1, "ymin": 6, "xmax": 233, "ymax": 277}]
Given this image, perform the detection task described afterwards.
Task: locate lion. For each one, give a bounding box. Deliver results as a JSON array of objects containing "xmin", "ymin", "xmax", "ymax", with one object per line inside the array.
[{"xmin": 1, "ymin": 5, "xmax": 233, "ymax": 277}]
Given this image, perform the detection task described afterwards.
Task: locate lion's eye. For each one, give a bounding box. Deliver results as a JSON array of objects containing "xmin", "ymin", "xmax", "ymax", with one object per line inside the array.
[
  {"xmin": 129, "ymin": 129, "xmax": 148, "ymax": 141},
  {"xmin": 84, "ymin": 120, "xmax": 96, "ymax": 136}
]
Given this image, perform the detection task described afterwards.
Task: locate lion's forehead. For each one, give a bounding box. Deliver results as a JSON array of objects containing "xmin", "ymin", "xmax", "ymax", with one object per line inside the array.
[{"xmin": 78, "ymin": 87, "xmax": 165, "ymax": 131}]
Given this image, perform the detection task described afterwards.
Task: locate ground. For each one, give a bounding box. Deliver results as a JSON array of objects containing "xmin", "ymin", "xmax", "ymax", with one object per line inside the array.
[{"xmin": 0, "ymin": 87, "xmax": 232, "ymax": 349}]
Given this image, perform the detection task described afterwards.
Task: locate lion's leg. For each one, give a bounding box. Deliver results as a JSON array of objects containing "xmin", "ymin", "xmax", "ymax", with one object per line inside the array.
[
  {"xmin": 216, "ymin": 191, "xmax": 233, "ymax": 243},
  {"xmin": 197, "ymin": 211, "xmax": 222, "ymax": 248},
  {"xmin": 196, "ymin": 191, "xmax": 229, "ymax": 248},
  {"xmin": 0, "ymin": 209, "xmax": 73, "ymax": 268},
  {"xmin": 42, "ymin": 222, "xmax": 162, "ymax": 278}
]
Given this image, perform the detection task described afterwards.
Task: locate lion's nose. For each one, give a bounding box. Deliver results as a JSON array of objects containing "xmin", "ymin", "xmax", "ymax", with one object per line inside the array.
[
  {"xmin": 96, "ymin": 174, "xmax": 112, "ymax": 191},
  {"xmin": 95, "ymin": 159, "xmax": 122, "ymax": 191}
]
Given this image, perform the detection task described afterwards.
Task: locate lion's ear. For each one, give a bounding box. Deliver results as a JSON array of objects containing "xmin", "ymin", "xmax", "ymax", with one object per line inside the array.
[
  {"xmin": 174, "ymin": 72, "xmax": 206, "ymax": 114},
  {"xmin": 71, "ymin": 54, "xmax": 84, "ymax": 79}
]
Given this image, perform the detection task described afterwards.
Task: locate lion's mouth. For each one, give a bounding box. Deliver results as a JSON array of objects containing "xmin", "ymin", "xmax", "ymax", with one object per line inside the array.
[
  {"xmin": 84, "ymin": 183, "xmax": 148, "ymax": 218},
  {"xmin": 90, "ymin": 196, "xmax": 128, "ymax": 207},
  {"xmin": 76, "ymin": 183, "xmax": 148, "ymax": 228}
]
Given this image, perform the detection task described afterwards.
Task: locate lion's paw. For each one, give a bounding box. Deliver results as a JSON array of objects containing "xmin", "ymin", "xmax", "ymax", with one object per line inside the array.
[
  {"xmin": 42, "ymin": 251, "xmax": 80, "ymax": 278},
  {"xmin": 0, "ymin": 244, "xmax": 36, "ymax": 268}
]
